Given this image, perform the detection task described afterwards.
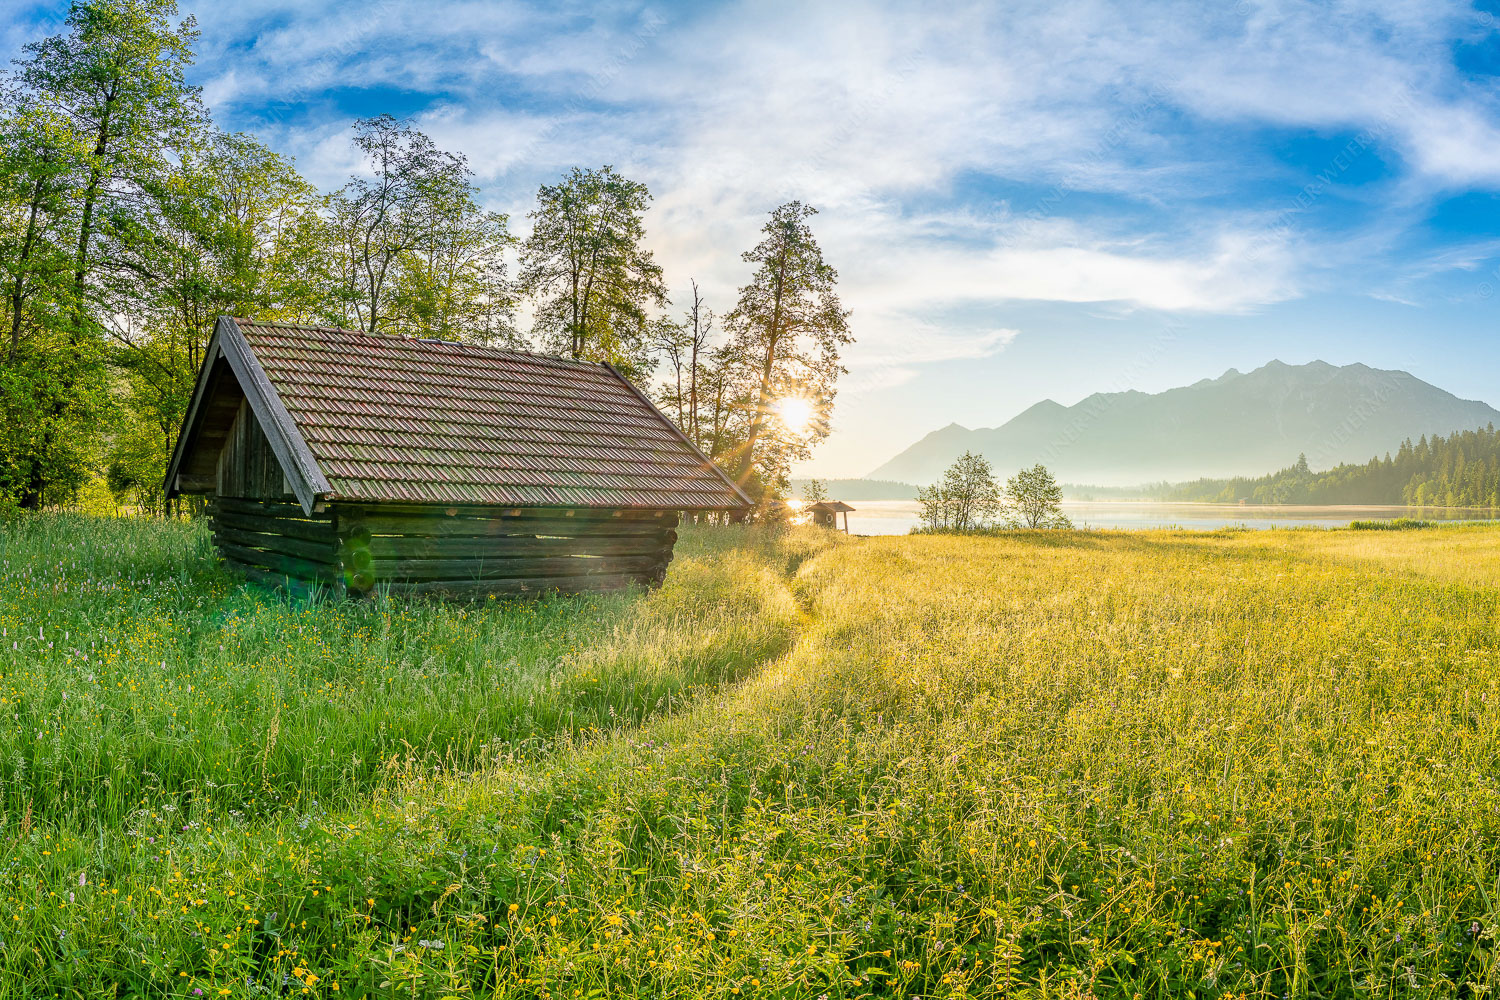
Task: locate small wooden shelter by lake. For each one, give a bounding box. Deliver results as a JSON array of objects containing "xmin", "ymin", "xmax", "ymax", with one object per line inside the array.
[
  {"xmin": 808, "ymin": 500, "xmax": 855, "ymax": 532},
  {"xmin": 165, "ymin": 317, "xmax": 751, "ymax": 598}
]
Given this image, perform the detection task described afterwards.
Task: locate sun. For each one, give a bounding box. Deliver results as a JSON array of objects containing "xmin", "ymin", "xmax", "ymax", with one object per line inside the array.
[{"xmin": 772, "ymin": 396, "xmax": 815, "ymax": 435}]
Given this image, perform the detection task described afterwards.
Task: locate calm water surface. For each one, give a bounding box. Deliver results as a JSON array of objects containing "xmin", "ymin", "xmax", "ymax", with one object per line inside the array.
[{"xmin": 838, "ymin": 500, "xmax": 1500, "ymax": 536}]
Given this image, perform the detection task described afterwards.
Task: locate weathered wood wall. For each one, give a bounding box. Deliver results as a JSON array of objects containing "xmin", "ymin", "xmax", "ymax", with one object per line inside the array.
[
  {"xmin": 337, "ymin": 504, "xmax": 677, "ymax": 598},
  {"xmin": 216, "ymin": 400, "xmax": 295, "ymax": 501},
  {"xmin": 207, "ymin": 496, "xmax": 342, "ymax": 593},
  {"xmin": 207, "ymin": 498, "xmax": 678, "ymax": 599}
]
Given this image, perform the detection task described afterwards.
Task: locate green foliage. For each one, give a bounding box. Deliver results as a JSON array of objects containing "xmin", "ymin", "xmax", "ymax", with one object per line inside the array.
[
  {"xmin": 100, "ymin": 129, "xmax": 329, "ymax": 509},
  {"xmin": 0, "ymin": 103, "xmax": 81, "ymax": 351},
  {"xmin": 0, "ymin": 345, "xmax": 106, "ymax": 507},
  {"xmin": 917, "ymin": 450, "xmax": 1002, "ymax": 531},
  {"xmin": 327, "ymin": 114, "xmax": 517, "ymax": 341},
  {"xmin": 103, "ymin": 405, "xmax": 170, "ymax": 513},
  {"xmin": 1003, "ymin": 462, "xmax": 1071, "ymax": 528},
  {"xmin": 520, "ymin": 165, "xmax": 665, "ymax": 376},
  {"xmin": 1350, "ymin": 516, "xmax": 1432, "ymax": 530},
  {"xmin": 0, "ymin": 0, "xmax": 201, "ymax": 508},
  {"xmin": 1158, "ymin": 425, "xmax": 1500, "ymax": 508},
  {"xmin": 0, "ymin": 10, "xmax": 854, "ymax": 517},
  {"xmin": 72, "ymin": 472, "xmax": 119, "ymax": 516},
  {"xmin": 802, "ymin": 477, "xmax": 828, "ymax": 502}
]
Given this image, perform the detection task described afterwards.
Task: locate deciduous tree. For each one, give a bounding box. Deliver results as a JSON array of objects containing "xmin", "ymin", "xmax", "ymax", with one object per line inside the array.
[
  {"xmin": 101, "ymin": 128, "xmax": 330, "ymax": 510},
  {"xmin": 327, "ymin": 115, "xmax": 511, "ymax": 338},
  {"xmin": 653, "ymin": 279, "xmax": 716, "ymax": 439},
  {"xmin": 918, "ymin": 451, "xmax": 1001, "ymax": 531},
  {"xmin": 1, "ymin": 0, "xmax": 201, "ymax": 508},
  {"xmin": 1003, "ymin": 463, "xmax": 1071, "ymax": 529},
  {"xmin": 724, "ymin": 201, "xmax": 851, "ymax": 498},
  {"xmin": 520, "ymin": 166, "xmax": 665, "ymax": 377}
]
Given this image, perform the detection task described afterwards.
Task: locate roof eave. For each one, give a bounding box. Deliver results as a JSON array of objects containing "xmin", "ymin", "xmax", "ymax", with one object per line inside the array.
[
  {"xmin": 315, "ymin": 492, "xmax": 755, "ymax": 512},
  {"xmin": 599, "ymin": 361, "xmax": 754, "ymax": 510}
]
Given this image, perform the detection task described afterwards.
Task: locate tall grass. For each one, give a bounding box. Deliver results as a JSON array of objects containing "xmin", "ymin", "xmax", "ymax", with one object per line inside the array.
[
  {"xmin": 3, "ymin": 516, "xmax": 1500, "ymax": 996},
  {"xmin": 0, "ymin": 516, "xmax": 818, "ymax": 827}
]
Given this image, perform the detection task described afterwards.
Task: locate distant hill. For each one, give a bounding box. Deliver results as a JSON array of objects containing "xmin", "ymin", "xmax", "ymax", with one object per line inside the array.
[
  {"xmin": 1154, "ymin": 424, "xmax": 1500, "ymax": 507},
  {"xmin": 789, "ymin": 477, "xmax": 917, "ymax": 500},
  {"xmin": 868, "ymin": 360, "xmax": 1500, "ymax": 486}
]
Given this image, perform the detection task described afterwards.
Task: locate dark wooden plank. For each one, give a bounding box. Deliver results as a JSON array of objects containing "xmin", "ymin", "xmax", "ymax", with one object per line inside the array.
[
  {"xmin": 366, "ymin": 533, "xmax": 670, "ymax": 560},
  {"xmin": 210, "ymin": 510, "xmax": 339, "ymax": 544},
  {"xmin": 212, "ymin": 497, "xmax": 332, "ymax": 520},
  {"xmin": 217, "ymin": 316, "xmax": 330, "ymax": 513},
  {"xmin": 164, "ymin": 340, "xmax": 231, "ymax": 496},
  {"xmin": 212, "ymin": 526, "xmax": 339, "ymax": 562},
  {"xmin": 368, "ymin": 552, "xmax": 666, "ymax": 582},
  {"xmin": 216, "ymin": 537, "xmax": 333, "ymax": 571},
  {"xmin": 335, "ymin": 534, "xmax": 377, "ymax": 594},
  {"xmin": 337, "ymin": 504, "xmax": 679, "ymax": 525},
  {"xmin": 215, "ymin": 540, "xmax": 339, "ymax": 582},
  {"xmin": 214, "ymin": 403, "xmax": 236, "ymax": 498},
  {"xmin": 224, "ymin": 559, "xmax": 347, "ymax": 598}
]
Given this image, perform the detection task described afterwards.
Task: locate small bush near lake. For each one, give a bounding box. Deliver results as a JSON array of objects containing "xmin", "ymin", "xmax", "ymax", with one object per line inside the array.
[
  {"xmin": 5, "ymin": 516, "xmax": 1500, "ymax": 997},
  {"xmin": 1350, "ymin": 516, "xmax": 1434, "ymax": 530}
]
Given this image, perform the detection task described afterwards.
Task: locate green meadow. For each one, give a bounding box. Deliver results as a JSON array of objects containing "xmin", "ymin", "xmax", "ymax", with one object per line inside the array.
[{"xmin": 3, "ymin": 515, "xmax": 1500, "ymax": 998}]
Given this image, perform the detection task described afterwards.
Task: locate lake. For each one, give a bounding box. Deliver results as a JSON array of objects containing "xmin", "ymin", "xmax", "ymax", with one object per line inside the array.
[{"xmin": 838, "ymin": 500, "xmax": 1500, "ymax": 536}]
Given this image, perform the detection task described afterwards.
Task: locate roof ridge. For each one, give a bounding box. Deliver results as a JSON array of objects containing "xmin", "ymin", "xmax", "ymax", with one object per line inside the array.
[{"xmin": 233, "ymin": 318, "xmax": 610, "ymax": 372}]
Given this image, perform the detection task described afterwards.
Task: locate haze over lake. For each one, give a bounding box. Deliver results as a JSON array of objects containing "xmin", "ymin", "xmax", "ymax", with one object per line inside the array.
[{"xmin": 841, "ymin": 501, "xmax": 1500, "ymax": 536}]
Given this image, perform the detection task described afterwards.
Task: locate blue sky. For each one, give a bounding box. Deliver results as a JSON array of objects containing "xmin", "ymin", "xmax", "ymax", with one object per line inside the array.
[{"xmin": 10, "ymin": 0, "xmax": 1500, "ymax": 476}]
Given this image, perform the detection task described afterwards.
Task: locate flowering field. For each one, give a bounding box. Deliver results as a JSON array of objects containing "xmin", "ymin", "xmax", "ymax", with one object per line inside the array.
[{"xmin": 2, "ymin": 516, "xmax": 1500, "ymax": 997}]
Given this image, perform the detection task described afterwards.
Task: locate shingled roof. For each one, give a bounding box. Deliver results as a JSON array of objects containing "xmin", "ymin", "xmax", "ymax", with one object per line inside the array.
[{"xmin": 165, "ymin": 317, "xmax": 751, "ymax": 514}]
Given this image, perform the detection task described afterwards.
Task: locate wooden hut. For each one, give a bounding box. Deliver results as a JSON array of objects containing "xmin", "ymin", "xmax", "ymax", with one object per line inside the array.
[
  {"xmin": 164, "ymin": 318, "xmax": 751, "ymax": 598},
  {"xmin": 807, "ymin": 500, "xmax": 855, "ymax": 532}
]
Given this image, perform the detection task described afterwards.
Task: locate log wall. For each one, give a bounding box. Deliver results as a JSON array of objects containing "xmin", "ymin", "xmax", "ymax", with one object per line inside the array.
[
  {"xmin": 207, "ymin": 496, "xmax": 343, "ymax": 594},
  {"xmin": 207, "ymin": 497, "xmax": 678, "ymax": 599}
]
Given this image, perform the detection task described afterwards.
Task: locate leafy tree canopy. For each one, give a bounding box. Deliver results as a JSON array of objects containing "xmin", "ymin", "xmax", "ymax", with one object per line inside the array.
[
  {"xmin": 1003, "ymin": 463, "xmax": 1071, "ymax": 529},
  {"xmin": 520, "ymin": 165, "xmax": 665, "ymax": 378}
]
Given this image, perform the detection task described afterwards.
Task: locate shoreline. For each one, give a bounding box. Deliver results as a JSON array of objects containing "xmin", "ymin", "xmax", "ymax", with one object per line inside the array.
[{"xmin": 838, "ymin": 498, "xmax": 1499, "ymax": 513}]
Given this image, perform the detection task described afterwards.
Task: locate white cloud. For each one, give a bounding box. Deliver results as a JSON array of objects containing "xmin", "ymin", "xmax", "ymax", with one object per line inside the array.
[{"xmin": 184, "ymin": 0, "xmax": 1500, "ymax": 201}]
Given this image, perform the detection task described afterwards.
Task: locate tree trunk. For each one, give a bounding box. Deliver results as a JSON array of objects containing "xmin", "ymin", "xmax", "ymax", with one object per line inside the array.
[{"xmin": 738, "ymin": 249, "xmax": 789, "ymax": 486}]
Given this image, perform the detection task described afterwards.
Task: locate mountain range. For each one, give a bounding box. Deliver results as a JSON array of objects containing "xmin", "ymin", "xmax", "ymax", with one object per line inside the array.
[{"xmin": 868, "ymin": 360, "xmax": 1500, "ymax": 487}]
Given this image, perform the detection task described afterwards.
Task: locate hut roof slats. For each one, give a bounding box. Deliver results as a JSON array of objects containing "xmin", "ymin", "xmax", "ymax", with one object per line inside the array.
[{"xmin": 165, "ymin": 318, "xmax": 750, "ymax": 514}]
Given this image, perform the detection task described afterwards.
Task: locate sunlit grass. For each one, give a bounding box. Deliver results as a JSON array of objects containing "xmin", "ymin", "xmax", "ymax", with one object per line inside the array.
[{"xmin": 2, "ymin": 516, "xmax": 1500, "ymax": 996}]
